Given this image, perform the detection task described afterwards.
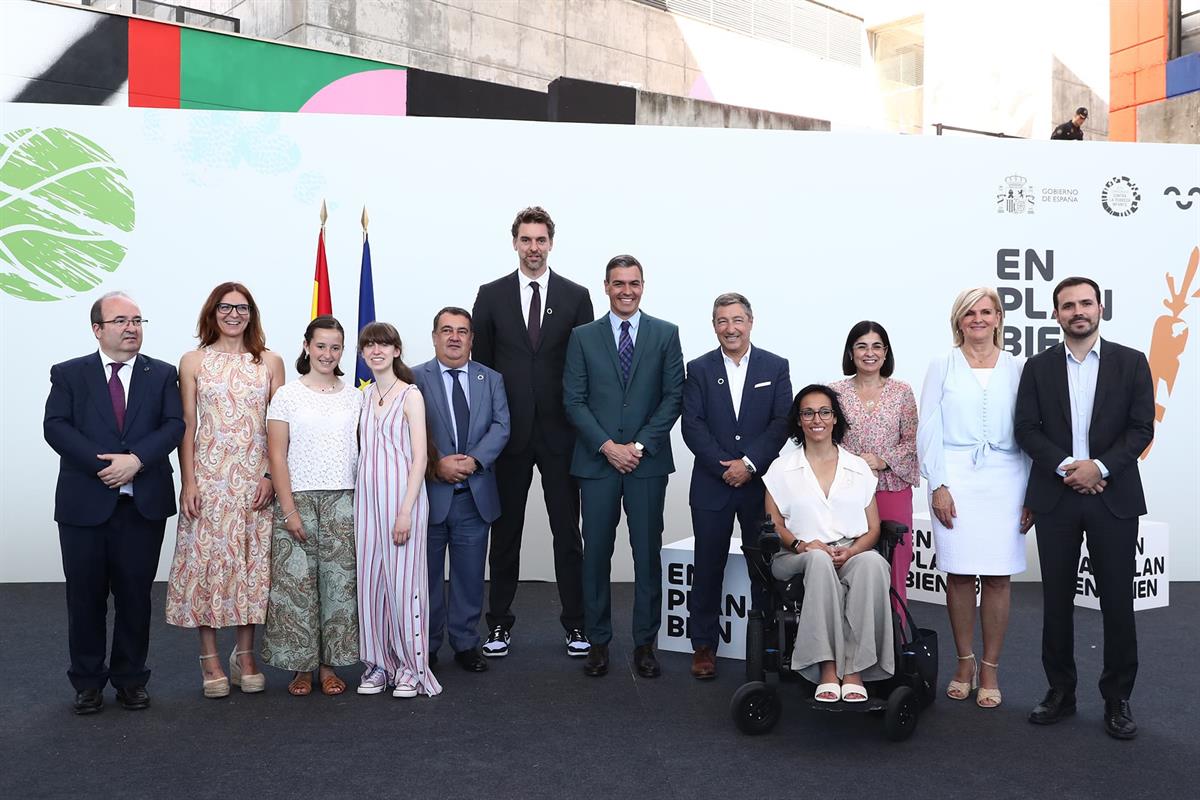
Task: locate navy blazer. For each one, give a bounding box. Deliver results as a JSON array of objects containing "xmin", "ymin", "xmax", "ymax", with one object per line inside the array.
[
  {"xmin": 563, "ymin": 312, "xmax": 684, "ymax": 480},
  {"xmin": 1014, "ymin": 338, "xmax": 1154, "ymax": 519},
  {"xmin": 44, "ymin": 352, "xmax": 185, "ymax": 527},
  {"xmin": 681, "ymin": 346, "xmax": 792, "ymax": 511},
  {"xmin": 412, "ymin": 358, "xmax": 511, "ymax": 526}
]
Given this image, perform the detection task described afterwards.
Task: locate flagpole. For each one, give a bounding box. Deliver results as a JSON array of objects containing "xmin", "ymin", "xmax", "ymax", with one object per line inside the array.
[{"xmin": 356, "ymin": 205, "xmax": 377, "ymax": 389}]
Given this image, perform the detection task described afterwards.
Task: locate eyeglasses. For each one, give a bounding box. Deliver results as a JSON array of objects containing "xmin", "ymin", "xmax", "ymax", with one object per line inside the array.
[
  {"xmin": 217, "ymin": 303, "xmax": 252, "ymax": 315},
  {"xmin": 799, "ymin": 408, "xmax": 834, "ymax": 421},
  {"xmin": 98, "ymin": 317, "xmax": 147, "ymax": 328},
  {"xmin": 853, "ymin": 342, "xmax": 888, "ymax": 353}
]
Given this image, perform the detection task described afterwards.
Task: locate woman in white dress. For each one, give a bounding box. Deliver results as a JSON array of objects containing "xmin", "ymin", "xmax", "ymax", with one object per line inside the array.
[{"xmin": 917, "ymin": 287, "xmax": 1032, "ymax": 708}]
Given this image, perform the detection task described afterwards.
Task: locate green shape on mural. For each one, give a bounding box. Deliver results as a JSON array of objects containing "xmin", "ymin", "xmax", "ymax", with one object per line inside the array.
[
  {"xmin": 0, "ymin": 128, "xmax": 135, "ymax": 302},
  {"xmin": 180, "ymin": 29, "xmax": 403, "ymax": 111}
]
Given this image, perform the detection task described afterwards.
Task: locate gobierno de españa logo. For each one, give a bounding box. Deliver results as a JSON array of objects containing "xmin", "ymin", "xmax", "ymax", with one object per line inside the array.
[{"xmin": 0, "ymin": 127, "xmax": 135, "ymax": 302}]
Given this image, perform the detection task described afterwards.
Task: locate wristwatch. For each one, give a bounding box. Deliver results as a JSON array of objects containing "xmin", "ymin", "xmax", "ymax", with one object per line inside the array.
[
  {"xmin": 789, "ymin": 539, "xmax": 802, "ymax": 553},
  {"xmin": 634, "ymin": 442, "xmax": 645, "ymax": 454},
  {"xmin": 741, "ymin": 456, "xmax": 756, "ymax": 474}
]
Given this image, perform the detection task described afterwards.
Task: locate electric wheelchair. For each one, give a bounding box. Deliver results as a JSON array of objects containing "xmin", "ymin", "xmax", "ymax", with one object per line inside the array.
[{"xmin": 730, "ymin": 519, "xmax": 937, "ymax": 741}]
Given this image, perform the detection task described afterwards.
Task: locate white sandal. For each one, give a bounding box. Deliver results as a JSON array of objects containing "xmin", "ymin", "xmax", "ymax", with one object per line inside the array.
[
  {"xmin": 814, "ymin": 682, "xmax": 841, "ymax": 703},
  {"xmin": 841, "ymin": 682, "xmax": 868, "ymax": 703}
]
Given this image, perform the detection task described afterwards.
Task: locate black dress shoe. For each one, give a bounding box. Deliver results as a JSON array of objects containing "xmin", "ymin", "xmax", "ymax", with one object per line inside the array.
[
  {"xmin": 115, "ymin": 685, "xmax": 150, "ymax": 710},
  {"xmin": 1029, "ymin": 688, "xmax": 1076, "ymax": 725},
  {"xmin": 454, "ymin": 647, "xmax": 489, "ymax": 673},
  {"xmin": 1104, "ymin": 699, "xmax": 1138, "ymax": 739},
  {"xmin": 584, "ymin": 643, "xmax": 609, "ymax": 677},
  {"xmin": 73, "ymin": 688, "xmax": 103, "ymax": 715},
  {"xmin": 633, "ymin": 644, "xmax": 661, "ymax": 678}
]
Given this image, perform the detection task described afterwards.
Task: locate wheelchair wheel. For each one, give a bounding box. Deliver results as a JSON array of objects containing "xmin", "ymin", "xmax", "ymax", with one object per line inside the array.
[
  {"xmin": 745, "ymin": 613, "xmax": 766, "ymax": 683},
  {"xmin": 730, "ymin": 682, "xmax": 781, "ymax": 735},
  {"xmin": 883, "ymin": 685, "xmax": 919, "ymax": 741}
]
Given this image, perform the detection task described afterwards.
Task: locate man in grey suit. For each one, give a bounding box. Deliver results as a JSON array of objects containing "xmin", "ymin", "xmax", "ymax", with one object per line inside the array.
[{"xmin": 413, "ymin": 307, "xmax": 511, "ymax": 672}]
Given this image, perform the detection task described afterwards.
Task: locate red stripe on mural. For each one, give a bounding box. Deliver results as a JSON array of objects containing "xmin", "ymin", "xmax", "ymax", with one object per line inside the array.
[{"xmin": 129, "ymin": 19, "xmax": 180, "ymax": 108}]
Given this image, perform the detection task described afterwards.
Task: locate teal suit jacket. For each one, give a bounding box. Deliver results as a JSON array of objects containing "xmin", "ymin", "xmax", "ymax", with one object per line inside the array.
[{"xmin": 563, "ymin": 312, "xmax": 684, "ymax": 479}]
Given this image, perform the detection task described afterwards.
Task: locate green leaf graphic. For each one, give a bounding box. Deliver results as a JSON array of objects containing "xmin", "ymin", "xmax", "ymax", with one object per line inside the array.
[{"xmin": 0, "ymin": 127, "xmax": 135, "ymax": 302}]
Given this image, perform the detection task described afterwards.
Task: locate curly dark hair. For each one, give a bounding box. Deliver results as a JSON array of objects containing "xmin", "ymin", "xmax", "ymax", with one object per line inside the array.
[{"xmin": 786, "ymin": 384, "xmax": 849, "ymax": 447}]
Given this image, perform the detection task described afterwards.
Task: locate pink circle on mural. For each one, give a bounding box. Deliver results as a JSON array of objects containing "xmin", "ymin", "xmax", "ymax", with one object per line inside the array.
[{"xmin": 300, "ymin": 69, "xmax": 408, "ymax": 116}]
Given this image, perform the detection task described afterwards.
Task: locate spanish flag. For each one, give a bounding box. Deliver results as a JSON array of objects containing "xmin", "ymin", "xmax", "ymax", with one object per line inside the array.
[{"xmin": 311, "ymin": 203, "xmax": 332, "ymax": 320}]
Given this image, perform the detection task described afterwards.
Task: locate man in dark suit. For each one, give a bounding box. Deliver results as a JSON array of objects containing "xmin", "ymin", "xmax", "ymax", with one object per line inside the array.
[
  {"xmin": 1014, "ymin": 276, "xmax": 1154, "ymax": 739},
  {"xmin": 472, "ymin": 206, "xmax": 594, "ymax": 659},
  {"xmin": 413, "ymin": 307, "xmax": 511, "ymax": 673},
  {"xmin": 43, "ymin": 291, "xmax": 184, "ymax": 714},
  {"xmin": 681, "ymin": 293, "xmax": 791, "ymax": 679},
  {"xmin": 563, "ymin": 255, "xmax": 684, "ymax": 678}
]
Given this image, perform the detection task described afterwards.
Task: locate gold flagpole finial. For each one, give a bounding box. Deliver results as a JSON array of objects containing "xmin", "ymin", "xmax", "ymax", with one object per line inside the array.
[
  {"xmin": 320, "ymin": 199, "xmax": 328, "ymax": 227},
  {"xmin": 361, "ymin": 206, "xmax": 369, "ymax": 234}
]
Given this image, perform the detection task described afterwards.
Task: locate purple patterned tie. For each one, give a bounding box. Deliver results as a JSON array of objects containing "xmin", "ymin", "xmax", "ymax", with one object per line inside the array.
[
  {"xmin": 618, "ymin": 320, "xmax": 633, "ymax": 384},
  {"xmin": 108, "ymin": 362, "xmax": 126, "ymax": 432}
]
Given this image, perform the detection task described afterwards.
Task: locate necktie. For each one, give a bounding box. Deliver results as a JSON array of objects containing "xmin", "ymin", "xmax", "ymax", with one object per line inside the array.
[
  {"xmin": 528, "ymin": 280, "xmax": 542, "ymax": 350},
  {"xmin": 448, "ymin": 369, "xmax": 469, "ymax": 454},
  {"xmin": 618, "ymin": 320, "xmax": 633, "ymax": 384},
  {"xmin": 108, "ymin": 362, "xmax": 126, "ymax": 432}
]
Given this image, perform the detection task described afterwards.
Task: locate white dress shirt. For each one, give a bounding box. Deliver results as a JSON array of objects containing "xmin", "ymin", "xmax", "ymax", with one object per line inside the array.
[
  {"xmin": 438, "ymin": 360, "xmax": 471, "ymax": 448},
  {"xmin": 518, "ymin": 268, "xmax": 549, "ymax": 329},
  {"xmin": 99, "ymin": 350, "xmax": 137, "ymax": 495},
  {"xmin": 761, "ymin": 446, "xmax": 878, "ymax": 545},
  {"xmin": 1058, "ymin": 339, "xmax": 1109, "ymax": 478},
  {"xmin": 723, "ymin": 344, "xmax": 751, "ymax": 420}
]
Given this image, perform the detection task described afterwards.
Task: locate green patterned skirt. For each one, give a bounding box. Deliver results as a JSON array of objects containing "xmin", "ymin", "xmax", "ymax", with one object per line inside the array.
[{"xmin": 261, "ymin": 490, "xmax": 360, "ymax": 671}]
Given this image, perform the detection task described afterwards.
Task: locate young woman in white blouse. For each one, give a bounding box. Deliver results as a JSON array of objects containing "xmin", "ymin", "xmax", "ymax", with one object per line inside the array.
[
  {"xmin": 917, "ymin": 288, "xmax": 1033, "ymax": 709},
  {"xmin": 262, "ymin": 316, "xmax": 364, "ymax": 697},
  {"xmin": 763, "ymin": 384, "xmax": 894, "ymax": 704}
]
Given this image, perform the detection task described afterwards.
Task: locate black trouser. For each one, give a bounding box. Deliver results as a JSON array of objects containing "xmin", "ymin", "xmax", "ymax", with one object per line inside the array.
[
  {"xmin": 486, "ymin": 432, "xmax": 584, "ymax": 633},
  {"xmin": 1035, "ymin": 492, "xmax": 1139, "ymax": 701},
  {"xmin": 688, "ymin": 487, "xmax": 766, "ymax": 653},
  {"xmin": 58, "ymin": 497, "xmax": 166, "ymax": 691}
]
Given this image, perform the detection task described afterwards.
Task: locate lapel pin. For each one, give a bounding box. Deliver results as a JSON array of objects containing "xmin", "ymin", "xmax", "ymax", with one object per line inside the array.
[
  {"xmin": 717, "ymin": 378, "xmax": 725, "ymax": 385},
  {"xmin": 476, "ymin": 373, "xmax": 484, "ymax": 380},
  {"xmin": 546, "ymin": 307, "xmax": 554, "ymax": 315}
]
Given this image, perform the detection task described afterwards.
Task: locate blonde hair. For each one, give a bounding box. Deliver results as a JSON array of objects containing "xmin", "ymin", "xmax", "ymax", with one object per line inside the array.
[{"xmin": 950, "ymin": 287, "xmax": 1003, "ymax": 348}]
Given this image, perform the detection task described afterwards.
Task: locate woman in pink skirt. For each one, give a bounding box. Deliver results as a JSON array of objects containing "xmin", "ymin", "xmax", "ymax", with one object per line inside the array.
[
  {"xmin": 354, "ymin": 322, "xmax": 442, "ymax": 698},
  {"xmin": 830, "ymin": 320, "xmax": 920, "ymax": 607}
]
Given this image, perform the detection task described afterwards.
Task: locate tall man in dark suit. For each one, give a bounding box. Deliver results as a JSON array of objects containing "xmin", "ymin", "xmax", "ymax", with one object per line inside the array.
[
  {"xmin": 472, "ymin": 206, "xmax": 594, "ymax": 659},
  {"xmin": 43, "ymin": 291, "xmax": 184, "ymax": 714},
  {"xmin": 413, "ymin": 307, "xmax": 511, "ymax": 673},
  {"xmin": 681, "ymin": 293, "xmax": 791, "ymax": 679},
  {"xmin": 563, "ymin": 255, "xmax": 684, "ymax": 678},
  {"xmin": 1014, "ymin": 277, "xmax": 1154, "ymax": 739}
]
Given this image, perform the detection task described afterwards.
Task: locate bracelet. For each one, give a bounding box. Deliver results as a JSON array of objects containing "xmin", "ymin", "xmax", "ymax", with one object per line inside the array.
[
  {"xmin": 282, "ymin": 509, "xmax": 297, "ymax": 522},
  {"xmin": 263, "ymin": 472, "xmax": 272, "ymax": 480},
  {"xmin": 789, "ymin": 538, "xmax": 802, "ymax": 553}
]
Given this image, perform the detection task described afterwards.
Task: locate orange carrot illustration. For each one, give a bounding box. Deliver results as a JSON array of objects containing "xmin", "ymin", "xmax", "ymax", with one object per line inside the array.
[{"xmin": 1142, "ymin": 246, "xmax": 1200, "ymax": 459}]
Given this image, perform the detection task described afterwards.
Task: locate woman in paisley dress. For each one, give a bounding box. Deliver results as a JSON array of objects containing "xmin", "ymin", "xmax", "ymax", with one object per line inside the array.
[
  {"xmin": 355, "ymin": 322, "xmax": 441, "ymax": 698},
  {"xmin": 166, "ymin": 282, "xmax": 285, "ymax": 698},
  {"xmin": 263, "ymin": 315, "xmax": 363, "ymax": 697}
]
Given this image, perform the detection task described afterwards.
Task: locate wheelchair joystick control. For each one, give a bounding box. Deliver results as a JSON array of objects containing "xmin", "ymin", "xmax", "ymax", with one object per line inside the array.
[{"xmin": 758, "ymin": 519, "xmax": 781, "ymax": 557}]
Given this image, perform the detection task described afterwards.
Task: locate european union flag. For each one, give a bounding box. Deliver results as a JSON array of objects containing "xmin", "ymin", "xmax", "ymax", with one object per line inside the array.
[{"xmin": 356, "ymin": 232, "xmax": 376, "ymax": 389}]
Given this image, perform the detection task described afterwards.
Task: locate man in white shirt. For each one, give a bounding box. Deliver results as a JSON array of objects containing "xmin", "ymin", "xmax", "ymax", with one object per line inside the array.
[{"xmin": 680, "ymin": 293, "xmax": 791, "ymax": 679}]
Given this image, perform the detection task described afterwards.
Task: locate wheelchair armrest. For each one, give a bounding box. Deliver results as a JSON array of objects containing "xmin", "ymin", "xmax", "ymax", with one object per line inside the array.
[
  {"xmin": 758, "ymin": 529, "xmax": 781, "ymax": 557},
  {"xmin": 874, "ymin": 520, "xmax": 909, "ymax": 564}
]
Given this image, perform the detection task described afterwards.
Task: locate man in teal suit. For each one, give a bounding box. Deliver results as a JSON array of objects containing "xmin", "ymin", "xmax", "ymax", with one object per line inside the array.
[{"xmin": 563, "ymin": 255, "xmax": 684, "ymax": 678}]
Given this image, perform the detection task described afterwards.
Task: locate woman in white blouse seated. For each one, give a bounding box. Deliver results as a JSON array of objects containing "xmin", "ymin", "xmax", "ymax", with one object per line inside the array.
[
  {"xmin": 916, "ymin": 287, "xmax": 1032, "ymax": 709},
  {"xmin": 764, "ymin": 384, "xmax": 894, "ymax": 703}
]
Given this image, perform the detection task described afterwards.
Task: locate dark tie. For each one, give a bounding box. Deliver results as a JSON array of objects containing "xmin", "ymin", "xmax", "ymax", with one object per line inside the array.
[
  {"xmin": 449, "ymin": 369, "xmax": 469, "ymax": 454},
  {"xmin": 528, "ymin": 280, "xmax": 542, "ymax": 350},
  {"xmin": 618, "ymin": 320, "xmax": 633, "ymax": 384},
  {"xmin": 108, "ymin": 362, "xmax": 126, "ymax": 432}
]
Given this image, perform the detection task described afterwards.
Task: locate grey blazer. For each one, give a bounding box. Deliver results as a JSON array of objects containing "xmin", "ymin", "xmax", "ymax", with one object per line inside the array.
[{"xmin": 412, "ymin": 358, "xmax": 511, "ymax": 525}]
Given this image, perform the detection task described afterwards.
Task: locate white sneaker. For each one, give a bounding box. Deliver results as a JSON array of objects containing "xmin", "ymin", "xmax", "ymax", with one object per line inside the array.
[
  {"xmin": 482, "ymin": 625, "xmax": 510, "ymax": 657},
  {"xmin": 357, "ymin": 667, "xmax": 388, "ymax": 695},
  {"xmin": 392, "ymin": 682, "xmax": 418, "ymax": 699},
  {"xmin": 566, "ymin": 628, "xmax": 591, "ymax": 657}
]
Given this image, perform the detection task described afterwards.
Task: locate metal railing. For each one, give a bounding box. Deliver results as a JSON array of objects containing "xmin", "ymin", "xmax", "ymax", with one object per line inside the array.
[{"xmin": 130, "ymin": 0, "xmax": 240, "ymax": 33}]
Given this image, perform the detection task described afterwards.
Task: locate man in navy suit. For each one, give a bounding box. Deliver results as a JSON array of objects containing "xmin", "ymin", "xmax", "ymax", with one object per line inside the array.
[
  {"xmin": 413, "ymin": 307, "xmax": 510, "ymax": 672},
  {"xmin": 43, "ymin": 291, "xmax": 184, "ymax": 714},
  {"xmin": 681, "ymin": 293, "xmax": 791, "ymax": 679}
]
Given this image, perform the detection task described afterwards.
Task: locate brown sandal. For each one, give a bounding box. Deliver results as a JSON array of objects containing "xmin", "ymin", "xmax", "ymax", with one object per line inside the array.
[
  {"xmin": 287, "ymin": 671, "xmax": 313, "ymax": 696},
  {"xmin": 320, "ymin": 673, "xmax": 346, "ymax": 696}
]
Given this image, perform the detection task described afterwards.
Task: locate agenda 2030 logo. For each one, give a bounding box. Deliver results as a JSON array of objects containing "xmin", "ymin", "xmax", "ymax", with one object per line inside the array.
[{"xmin": 0, "ymin": 127, "xmax": 135, "ymax": 302}]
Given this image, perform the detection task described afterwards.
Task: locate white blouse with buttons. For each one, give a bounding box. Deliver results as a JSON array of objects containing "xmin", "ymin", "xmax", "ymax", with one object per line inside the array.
[{"xmin": 761, "ymin": 446, "xmax": 878, "ymax": 545}]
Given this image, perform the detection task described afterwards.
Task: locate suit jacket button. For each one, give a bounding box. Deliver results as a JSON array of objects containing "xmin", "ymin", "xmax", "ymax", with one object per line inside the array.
[
  {"xmin": 623, "ymin": 403, "xmax": 629, "ymax": 408},
  {"xmin": 734, "ymin": 434, "xmax": 742, "ymax": 441}
]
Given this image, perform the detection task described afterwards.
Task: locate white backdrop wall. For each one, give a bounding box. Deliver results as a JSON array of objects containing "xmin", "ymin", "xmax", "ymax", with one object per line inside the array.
[{"xmin": 2, "ymin": 104, "xmax": 1197, "ymax": 584}]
